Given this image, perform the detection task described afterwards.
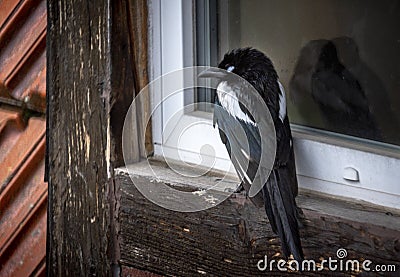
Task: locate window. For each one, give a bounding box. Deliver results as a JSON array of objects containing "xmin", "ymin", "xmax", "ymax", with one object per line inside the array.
[{"xmin": 149, "ymin": 0, "xmax": 400, "ymax": 209}]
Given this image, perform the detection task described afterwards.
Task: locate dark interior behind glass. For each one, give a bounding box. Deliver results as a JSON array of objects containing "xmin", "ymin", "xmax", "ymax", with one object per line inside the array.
[{"xmin": 196, "ymin": 0, "xmax": 400, "ymax": 146}]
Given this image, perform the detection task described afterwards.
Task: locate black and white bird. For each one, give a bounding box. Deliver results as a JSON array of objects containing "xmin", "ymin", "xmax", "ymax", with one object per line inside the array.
[{"xmin": 199, "ymin": 48, "xmax": 304, "ymax": 261}]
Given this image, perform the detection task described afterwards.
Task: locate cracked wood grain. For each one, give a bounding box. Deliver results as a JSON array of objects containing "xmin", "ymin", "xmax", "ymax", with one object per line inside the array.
[{"xmin": 117, "ymin": 161, "xmax": 400, "ymax": 277}]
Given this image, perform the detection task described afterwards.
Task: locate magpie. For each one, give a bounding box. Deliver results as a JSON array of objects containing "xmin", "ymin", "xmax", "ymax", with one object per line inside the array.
[
  {"xmin": 311, "ymin": 41, "xmax": 381, "ymax": 140},
  {"xmin": 199, "ymin": 47, "xmax": 304, "ymax": 261}
]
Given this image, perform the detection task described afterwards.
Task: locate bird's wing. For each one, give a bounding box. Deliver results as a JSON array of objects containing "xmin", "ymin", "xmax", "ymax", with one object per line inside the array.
[
  {"xmin": 213, "ymin": 99, "xmax": 265, "ymax": 207},
  {"xmin": 279, "ymin": 116, "xmax": 299, "ymax": 197},
  {"xmin": 263, "ymin": 98, "xmax": 304, "ymax": 261},
  {"xmin": 263, "ymin": 165, "xmax": 304, "ymax": 261}
]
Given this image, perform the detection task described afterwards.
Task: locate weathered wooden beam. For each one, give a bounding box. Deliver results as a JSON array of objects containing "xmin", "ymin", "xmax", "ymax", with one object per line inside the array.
[
  {"xmin": 46, "ymin": 0, "xmax": 113, "ymax": 275},
  {"xmin": 47, "ymin": 0, "xmax": 152, "ymax": 275},
  {"xmin": 110, "ymin": 0, "xmax": 151, "ymax": 167},
  {"xmin": 117, "ymin": 160, "xmax": 400, "ymax": 276},
  {"xmin": 47, "ymin": 0, "xmax": 150, "ymax": 275},
  {"xmin": 108, "ymin": 0, "xmax": 150, "ymax": 274}
]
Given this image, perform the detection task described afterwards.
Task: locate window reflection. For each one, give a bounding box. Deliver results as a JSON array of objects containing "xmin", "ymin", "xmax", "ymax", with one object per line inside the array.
[
  {"xmin": 216, "ymin": 0, "xmax": 400, "ymax": 146},
  {"xmin": 292, "ymin": 39, "xmax": 381, "ymax": 140}
]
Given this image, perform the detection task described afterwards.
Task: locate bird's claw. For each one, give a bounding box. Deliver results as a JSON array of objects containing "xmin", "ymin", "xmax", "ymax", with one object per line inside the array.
[{"xmin": 235, "ymin": 183, "xmax": 245, "ymax": 194}]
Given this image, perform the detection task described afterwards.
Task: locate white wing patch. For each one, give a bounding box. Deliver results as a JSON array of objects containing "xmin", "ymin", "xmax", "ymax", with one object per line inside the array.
[
  {"xmin": 278, "ymin": 80, "xmax": 287, "ymax": 122},
  {"xmin": 235, "ymin": 157, "xmax": 252, "ymax": 184},
  {"xmin": 216, "ymin": 81, "xmax": 256, "ymax": 125}
]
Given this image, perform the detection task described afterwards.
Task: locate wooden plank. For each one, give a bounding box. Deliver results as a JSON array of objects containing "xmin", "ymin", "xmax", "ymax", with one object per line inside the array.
[
  {"xmin": 109, "ymin": 0, "xmax": 150, "ymax": 167},
  {"xmin": 107, "ymin": 0, "xmax": 150, "ymax": 272},
  {"xmin": 127, "ymin": 0, "xmax": 152, "ymax": 158},
  {"xmin": 117, "ymin": 161, "xmax": 400, "ymax": 276},
  {"xmin": 109, "ymin": 0, "xmax": 137, "ymax": 166},
  {"xmin": 46, "ymin": 0, "xmax": 150, "ymax": 275},
  {"xmin": 46, "ymin": 0, "xmax": 112, "ymax": 275},
  {"xmin": 121, "ymin": 265, "xmax": 162, "ymax": 277}
]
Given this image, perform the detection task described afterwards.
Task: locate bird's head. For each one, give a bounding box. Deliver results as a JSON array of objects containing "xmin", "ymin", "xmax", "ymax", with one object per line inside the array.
[{"xmin": 199, "ymin": 47, "xmax": 278, "ymax": 94}]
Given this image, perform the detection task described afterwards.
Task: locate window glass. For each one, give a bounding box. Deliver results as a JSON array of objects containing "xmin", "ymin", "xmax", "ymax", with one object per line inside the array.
[
  {"xmin": 195, "ymin": 0, "xmax": 218, "ymax": 112},
  {"xmin": 212, "ymin": 0, "xmax": 400, "ymax": 146}
]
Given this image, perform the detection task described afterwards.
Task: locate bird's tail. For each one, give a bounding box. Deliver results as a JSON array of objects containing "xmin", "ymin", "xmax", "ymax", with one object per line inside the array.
[{"xmin": 262, "ymin": 168, "xmax": 304, "ymax": 261}]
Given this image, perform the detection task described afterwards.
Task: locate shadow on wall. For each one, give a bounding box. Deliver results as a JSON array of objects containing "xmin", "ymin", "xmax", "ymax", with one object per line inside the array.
[{"xmin": 289, "ymin": 37, "xmax": 400, "ymax": 145}]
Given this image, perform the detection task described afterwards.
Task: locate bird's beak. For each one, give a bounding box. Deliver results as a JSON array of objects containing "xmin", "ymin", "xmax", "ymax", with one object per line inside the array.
[{"xmin": 198, "ymin": 68, "xmax": 228, "ymax": 79}]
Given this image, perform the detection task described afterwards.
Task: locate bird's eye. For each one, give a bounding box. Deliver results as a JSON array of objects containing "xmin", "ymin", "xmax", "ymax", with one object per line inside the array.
[{"xmin": 227, "ymin": 65, "xmax": 235, "ymax": 72}]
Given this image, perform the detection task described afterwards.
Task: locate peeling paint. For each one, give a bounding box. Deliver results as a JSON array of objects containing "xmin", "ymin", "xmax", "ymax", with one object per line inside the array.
[
  {"xmin": 192, "ymin": 190, "xmax": 206, "ymax": 196},
  {"xmin": 85, "ymin": 134, "xmax": 91, "ymax": 162},
  {"xmin": 75, "ymin": 166, "xmax": 87, "ymax": 185}
]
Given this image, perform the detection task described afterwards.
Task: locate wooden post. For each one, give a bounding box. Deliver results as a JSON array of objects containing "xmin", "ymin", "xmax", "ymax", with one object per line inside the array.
[
  {"xmin": 46, "ymin": 0, "xmax": 112, "ymax": 275},
  {"xmin": 46, "ymin": 0, "xmax": 148, "ymax": 275}
]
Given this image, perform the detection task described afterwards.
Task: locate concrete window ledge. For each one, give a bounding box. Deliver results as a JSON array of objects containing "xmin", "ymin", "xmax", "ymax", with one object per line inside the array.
[{"xmin": 116, "ymin": 159, "xmax": 400, "ymax": 276}]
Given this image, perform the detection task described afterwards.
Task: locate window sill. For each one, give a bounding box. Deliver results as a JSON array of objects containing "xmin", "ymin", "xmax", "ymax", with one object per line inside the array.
[
  {"xmin": 115, "ymin": 159, "xmax": 400, "ymax": 276},
  {"xmin": 292, "ymin": 124, "xmax": 400, "ymax": 159}
]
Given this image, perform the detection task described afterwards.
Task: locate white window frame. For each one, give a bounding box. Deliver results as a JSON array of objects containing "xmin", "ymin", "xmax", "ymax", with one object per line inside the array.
[{"xmin": 148, "ymin": 0, "xmax": 400, "ymax": 209}]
